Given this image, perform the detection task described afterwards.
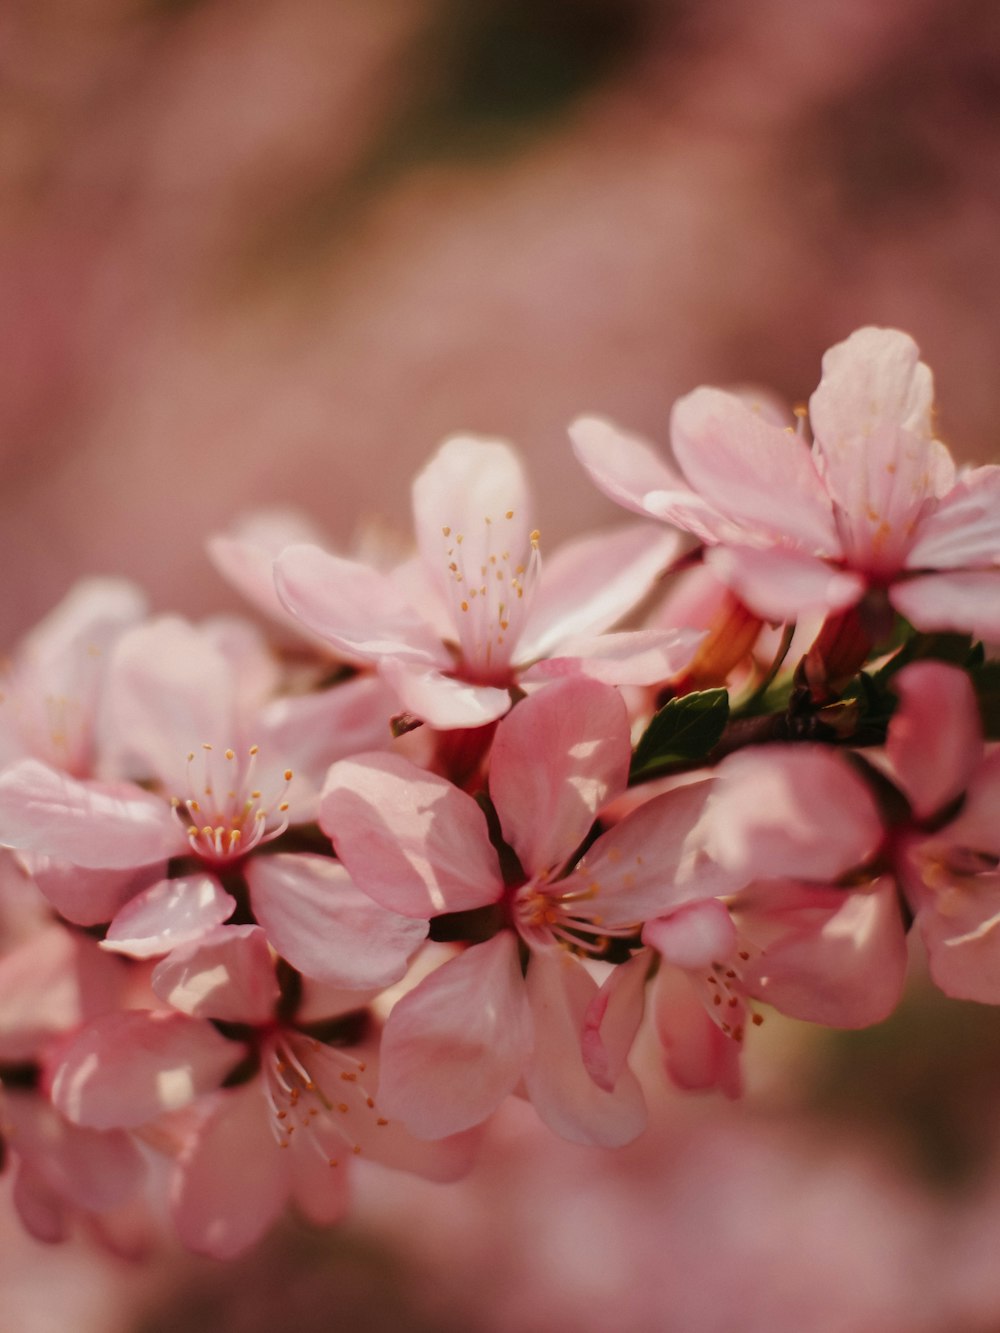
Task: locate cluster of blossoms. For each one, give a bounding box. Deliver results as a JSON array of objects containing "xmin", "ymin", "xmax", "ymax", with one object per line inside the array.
[{"xmin": 1, "ymin": 327, "xmax": 999, "ymax": 1258}]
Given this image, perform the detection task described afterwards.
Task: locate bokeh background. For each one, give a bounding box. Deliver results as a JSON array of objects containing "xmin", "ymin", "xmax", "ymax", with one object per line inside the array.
[{"xmin": 5, "ymin": 1, "xmax": 1000, "ymax": 1328}]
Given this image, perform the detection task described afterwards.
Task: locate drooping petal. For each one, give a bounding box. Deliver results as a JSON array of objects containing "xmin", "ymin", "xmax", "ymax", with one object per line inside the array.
[
  {"xmin": 171, "ymin": 1085, "xmax": 290, "ymax": 1259},
  {"xmin": 705, "ymin": 746, "xmax": 883, "ymax": 883},
  {"xmin": 704, "ymin": 545, "xmax": 864, "ymax": 623},
  {"xmin": 246, "ymin": 854, "xmax": 426, "ymax": 989},
  {"xmin": 914, "ymin": 873, "xmax": 1000, "ymax": 1005},
  {"xmin": 321, "ymin": 753, "xmax": 503, "ymax": 917},
  {"xmin": 51, "ymin": 1010, "xmax": 241, "ymax": 1129},
  {"xmin": 887, "ymin": 662, "xmax": 983, "ymax": 821},
  {"xmin": 890, "ymin": 569, "xmax": 1000, "ymax": 641},
  {"xmin": 517, "ymin": 524, "xmax": 681, "ymax": 660},
  {"xmin": 581, "ymin": 950, "xmax": 650, "ymax": 1092},
  {"xmin": 905, "ymin": 465, "xmax": 1000, "ymax": 570},
  {"xmin": 523, "ymin": 950, "xmax": 646, "ymax": 1147},
  {"xmin": 521, "ymin": 628, "xmax": 703, "ymax": 686},
  {"xmin": 490, "ymin": 679, "xmax": 631, "ymax": 878},
  {"xmin": 377, "ymin": 933, "xmax": 533, "ymax": 1138},
  {"xmin": 26, "ymin": 856, "xmax": 163, "ymax": 927},
  {"xmin": 644, "ymin": 898, "xmax": 738, "ymax": 972},
  {"xmin": 102, "ymin": 875, "xmax": 236, "ymax": 959},
  {"xmin": 151, "ymin": 925, "xmax": 279, "ymax": 1024},
  {"xmin": 0, "ymin": 760, "xmax": 186, "ymax": 869},
  {"xmin": 651, "ymin": 964, "xmax": 742, "ymax": 1097},
  {"xmin": 671, "ymin": 388, "xmax": 840, "ymax": 553},
  {"xmin": 378, "ymin": 658, "xmax": 512, "ymax": 729},
  {"xmin": 274, "ymin": 545, "xmax": 446, "ymax": 665},
  {"xmin": 568, "ymin": 415, "xmax": 689, "ymax": 518}
]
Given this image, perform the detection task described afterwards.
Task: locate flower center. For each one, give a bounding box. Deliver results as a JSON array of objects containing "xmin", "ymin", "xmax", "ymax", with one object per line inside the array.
[
  {"xmin": 694, "ymin": 946, "xmax": 765, "ymax": 1045},
  {"xmin": 171, "ymin": 743, "xmax": 292, "ymax": 863},
  {"xmin": 439, "ymin": 513, "xmax": 541, "ymax": 682},
  {"xmin": 262, "ymin": 1033, "xmax": 389, "ymax": 1167},
  {"xmin": 513, "ymin": 879, "xmax": 639, "ymax": 958}
]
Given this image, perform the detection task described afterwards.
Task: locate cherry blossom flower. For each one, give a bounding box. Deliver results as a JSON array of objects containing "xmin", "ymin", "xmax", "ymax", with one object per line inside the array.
[
  {"xmin": 572, "ymin": 328, "xmax": 1000, "ymax": 640},
  {"xmin": 323, "ymin": 677, "xmax": 732, "ymax": 1145},
  {"xmin": 275, "ymin": 436, "xmax": 696, "ymax": 729}
]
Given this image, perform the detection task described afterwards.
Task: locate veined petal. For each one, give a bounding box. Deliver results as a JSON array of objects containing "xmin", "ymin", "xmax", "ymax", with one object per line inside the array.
[
  {"xmin": 321, "ymin": 753, "xmax": 503, "ymax": 917},
  {"xmin": 523, "ymin": 950, "xmax": 646, "ymax": 1147},
  {"xmin": 890, "ymin": 570, "xmax": 1000, "ymax": 641},
  {"xmin": 671, "ymin": 388, "xmax": 840, "ymax": 553},
  {"xmin": 0, "ymin": 760, "xmax": 186, "ymax": 869},
  {"xmin": 377, "ymin": 933, "xmax": 533, "ymax": 1138},
  {"xmin": 905, "ymin": 465, "xmax": 1000, "ymax": 570},
  {"xmin": 517, "ymin": 524, "xmax": 681, "ymax": 660},
  {"xmin": 246, "ymin": 854, "xmax": 426, "ymax": 989},
  {"xmin": 51, "ymin": 1010, "xmax": 241, "ymax": 1129},
  {"xmin": 274, "ymin": 545, "xmax": 446, "ymax": 665},
  {"xmin": 887, "ymin": 662, "xmax": 983, "ymax": 821},
  {"xmin": 491, "ymin": 679, "xmax": 631, "ymax": 877},
  {"xmin": 704, "ymin": 545, "xmax": 864, "ymax": 623},
  {"xmin": 569, "ymin": 415, "xmax": 687, "ymax": 518}
]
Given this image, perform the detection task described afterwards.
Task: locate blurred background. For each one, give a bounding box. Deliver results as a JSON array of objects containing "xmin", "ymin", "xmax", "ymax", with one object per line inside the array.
[{"xmin": 5, "ymin": 0, "xmax": 1000, "ymax": 1328}]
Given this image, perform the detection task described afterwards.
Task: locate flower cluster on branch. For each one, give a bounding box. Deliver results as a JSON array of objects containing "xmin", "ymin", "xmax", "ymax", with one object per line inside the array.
[{"xmin": 0, "ymin": 327, "xmax": 998, "ymax": 1257}]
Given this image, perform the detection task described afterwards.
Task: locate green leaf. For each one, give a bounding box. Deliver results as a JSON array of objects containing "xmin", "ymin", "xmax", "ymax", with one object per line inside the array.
[{"xmin": 630, "ymin": 688, "xmax": 729, "ymax": 781}]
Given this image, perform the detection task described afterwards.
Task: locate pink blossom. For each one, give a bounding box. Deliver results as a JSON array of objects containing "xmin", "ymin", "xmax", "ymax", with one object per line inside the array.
[
  {"xmin": 572, "ymin": 328, "xmax": 1000, "ymax": 639},
  {"xmin": 275, "ymin": 436, "xmax": 696, "ymax": 729},
  {"xmin": 323, "ymin": 677, "xmax": 730, "ymax": 1144}
]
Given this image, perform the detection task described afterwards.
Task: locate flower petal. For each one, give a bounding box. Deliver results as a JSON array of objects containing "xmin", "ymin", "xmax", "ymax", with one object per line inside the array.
[
  {"xmin": 890, "ymin": 570, "xmax": 1000, "ymax": 641},
  {"xmin": 322, "ymin": 753, "xmax": 503, "ymax": 917},
  {"xmin": 151, "ymin": 925, "xmax": 279, "ymax": 1024},
  {"xmin": 521, "ymin": 628, "xmax": 703, "ymax": 686},
  {"xmin": 377, "ymin": 933, "xmax": 532, "ymax": 1137},
  {"xmin": 704, "ymin": 545, "xmax": 864, "ymax": 623},
  {"xmin": 905, "ymin": 465, "xmax": 1000, "ymax": 570},
  {"xmin": 491, "ymin": 679, "xmax": 631, "ymax": 877},
  {"xmin": 569, "ymin": 415, "xmax": 687, "ymax": 518},
  {"xmin": 887, "ymin": 662, "xmax": 983, "ymax": 820},
  {"xmin": 378, "ymin": 658, "xmax": 512, "ymax": 729},
  {"xmin": 246, "ymin": 854, "xmax": 426, "ymax": 989},
  {"xmin": 103, "ymin": 875, "xmax": 236, "ymax": 959}
]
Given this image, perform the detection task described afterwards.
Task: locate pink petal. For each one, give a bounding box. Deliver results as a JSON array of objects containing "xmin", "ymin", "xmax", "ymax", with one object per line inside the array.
[
  {"xmin": 906, "ymin": 465, "xmax": 1000, "ymax": 570},
  {"xmin": 521, "ymin": 628, "xmax": 703, "ymax": 686},
  {"xmin": 246, "ymin": 854, "xmax": 426, "ymax": 989},
  {"xmin": 379, "ymin": 657, "xmax": 512, "ymax": 729},
  {"xmin": 275, "ymin": 544, "xmax": 446, "ymax": 665},
  {"xmin": 570, "ymin": 778, "xmax": 730, "ymax": 927},
  {"xmin": 321, "ymin": 753, "xmax": 503, "ymax": 917},
  {"xmin": 103, "ymin": 617, "xmax": 239, "ymax": 790},
  {"xmin": 51, "ymin": 1010, "xmax": 241, "ymax": 1129},
  {"xmin": 568, "ymin": 415, "xmax": 687, "ymax": 518},
  {"xmin": 937, "ymin": 751, "xmax": 1000, "ymax": 857},
  {"xmin": 704, "ymin": 545, "xmax": 864, "ymax": 623},
  {"xmin": 809, "ymin": 329, "xmax": 953, "ymax": 543},
  {"xmin": 644, "ymin": 898, "xmax": 737, "ymax": 971},
  {"xmin": 412, "ymin": 435, "xmax": 533, "ymax": 615},
  {"xmin": 890, "ymin": 569, "xmax": 1000, "ymax": 641},
  {"xmin": 27, "ymin": 856, "xmax": 163, "ymax": 927},
  {"xmin": 887, "ymin": 662, "xmax": 983, "ymax": 820},
  {"xmin": 523, "ymin": 950, "xmax": 646, "ymax": 1147},
  {"xmin": 0, "ymin": 759, "xmax": 186, "ymax": 869},
  {"xmin": 581, "ymin": 951, "xmax": 650, "ymax": 1092},
  {"xmin": 377, "ymin": 933, "xmax": 533, "ymax": 1138},
  {"xmin": 171, "ymin": 1085, "xmax": 290, "ymax": 1259},
  {"xmin": 517, "ymin": 524, "xmax": 682, "ymax": 660},
  {"xmin": 151, "ymin": 925, "xmax": 279, "ymax": 1024},
  {"xmin": 491, "ymin": 678, "xmax": 631, "ymax": 877},
  {"xmin": 103, "ymin": 874, "xmax": 236, "ymax": 959},
  {"xmin": 671, "ymin": 388, "xmax": 840, "ymax": 553},
  {"xmin": 737, "ymin": 877, "xmax": 907, "ymax": 1027},
  {"xmin": 915, "ymin": 874, "xmax": 1000, "ymax": 1005},
  {"xmin": 706, "ymin": 746, "xmax": 883, "ymax": 882},
  {"xmin": 651, "ymin": 965, "xmax": 742, "ymax": 1097}
]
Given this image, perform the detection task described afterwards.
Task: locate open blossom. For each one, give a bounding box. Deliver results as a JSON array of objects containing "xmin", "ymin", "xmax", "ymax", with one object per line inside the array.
[
  {"xmin": 323, "ymin": 677, "xmax": 732, "ymax": 1145},
  {"xmin": 49, "ymin": 926, "xmax": 472, "ymax": 1258},
  {"xmin": 274, "ymin": 436, "xmax": 697, "ymax": 729},
  {"xmin": 572, "ymin": 327, "xmax": 1000, "ymax": 639}
]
